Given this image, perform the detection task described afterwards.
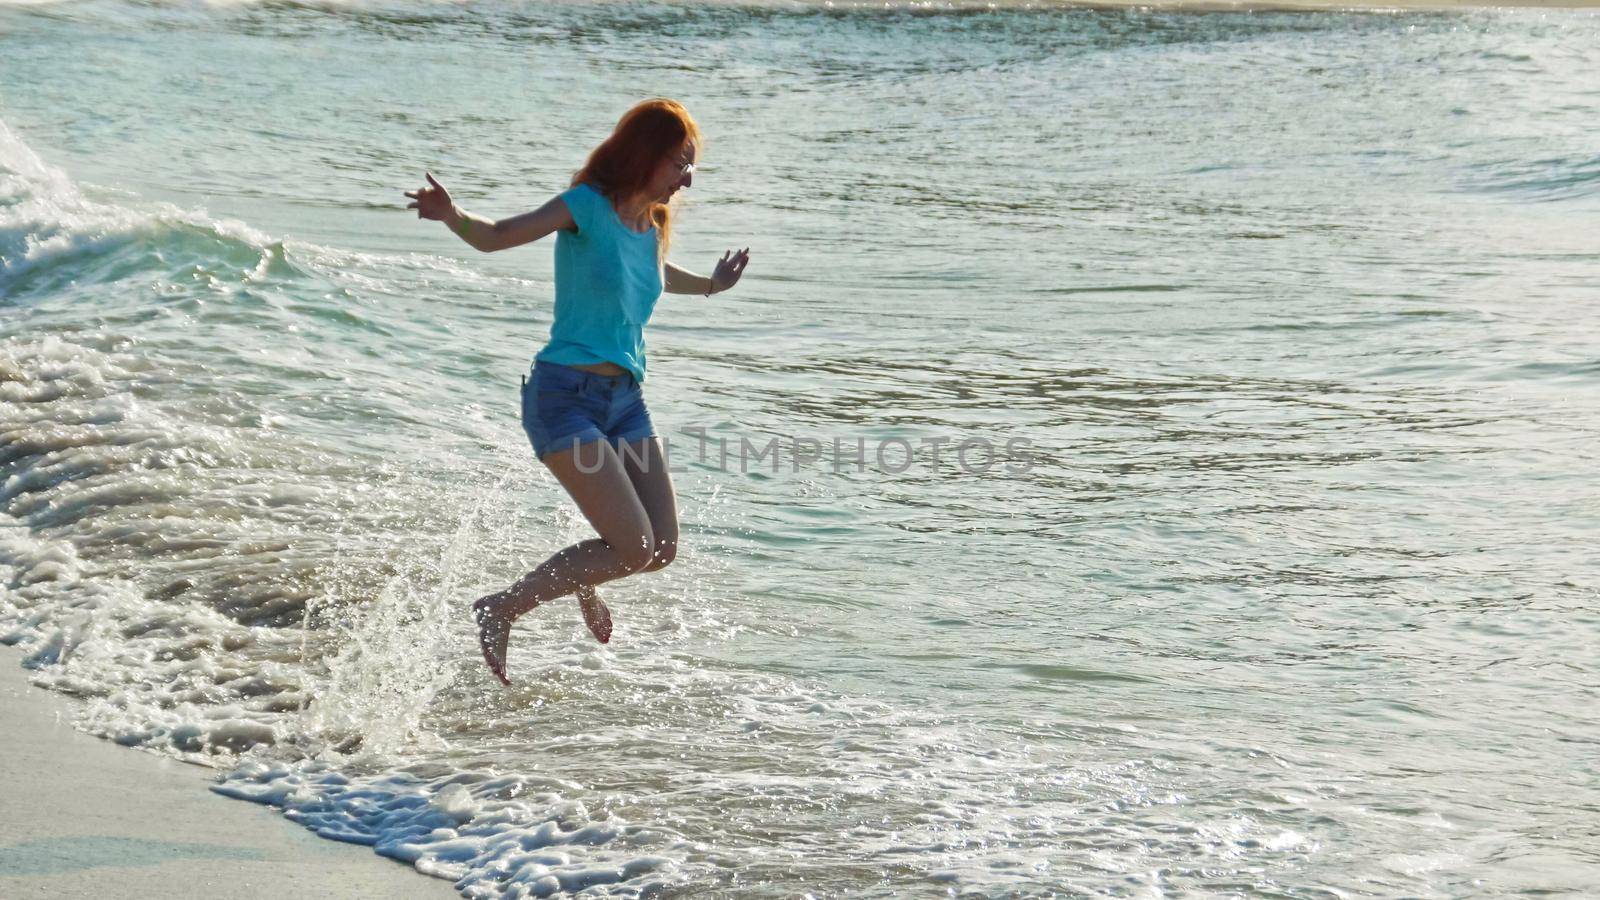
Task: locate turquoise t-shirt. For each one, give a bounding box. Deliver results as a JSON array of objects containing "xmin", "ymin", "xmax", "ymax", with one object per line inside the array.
[{"xmin": 534, "ymin": 182, "xmax": 664, "ymax": 382}]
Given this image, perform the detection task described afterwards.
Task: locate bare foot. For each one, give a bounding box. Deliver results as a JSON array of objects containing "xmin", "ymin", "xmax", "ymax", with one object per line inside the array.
[
  {"xmin": 578, "ymin": 585, "xmax": 612, "ymax": 644},
  {"xmin": 472, "ymin": 594, "xmax": 513, "ymax": 686}
]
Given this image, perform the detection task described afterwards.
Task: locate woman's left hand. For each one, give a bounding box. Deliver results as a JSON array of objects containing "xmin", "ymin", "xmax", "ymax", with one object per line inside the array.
[{"xmin": 710, "ymin": 247, "xmax": 751, "ymax": 293}]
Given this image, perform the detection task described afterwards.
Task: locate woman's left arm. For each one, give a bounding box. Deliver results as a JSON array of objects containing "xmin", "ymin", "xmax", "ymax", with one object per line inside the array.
[{"xmin": 664, "ymin": 249, "xmax": 751, "ymax": 296}]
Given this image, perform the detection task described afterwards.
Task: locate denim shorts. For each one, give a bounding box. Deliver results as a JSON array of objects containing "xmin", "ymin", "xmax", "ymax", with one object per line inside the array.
[{"xmin": 520, "ymin": 360, "xmax": 656, "ymax": 460}]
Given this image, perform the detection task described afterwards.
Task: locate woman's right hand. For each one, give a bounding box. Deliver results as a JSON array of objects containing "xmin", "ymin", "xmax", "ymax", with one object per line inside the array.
[{"xmin": 404, "ymin": 171, "xmax": 454, "ymax": 222}]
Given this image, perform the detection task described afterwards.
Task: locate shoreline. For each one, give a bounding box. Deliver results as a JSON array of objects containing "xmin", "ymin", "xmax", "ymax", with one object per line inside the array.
[{"xmin": 0, "ymin": 647, "xmax": 458, "ymax": 900}]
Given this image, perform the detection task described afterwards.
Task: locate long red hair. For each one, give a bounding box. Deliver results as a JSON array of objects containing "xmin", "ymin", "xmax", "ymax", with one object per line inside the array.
[{"xmin": 571, "ymin": 99, "xmax": 701, "ymax": 259}]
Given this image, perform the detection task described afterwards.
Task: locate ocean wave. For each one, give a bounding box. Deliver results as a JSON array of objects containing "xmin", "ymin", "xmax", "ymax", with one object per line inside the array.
[
  {"xmin": 1462, "ymin": 153, "xmax": 1600, "ymax": 201},
  {"xmin": 0, "ymin": 120, "xmax": 307, "ymax": 301}
]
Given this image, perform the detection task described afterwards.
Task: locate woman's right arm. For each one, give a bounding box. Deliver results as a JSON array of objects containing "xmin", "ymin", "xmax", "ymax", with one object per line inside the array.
[
  {"xmin": 407, "ymin": 173, "xmax": 575, "ymax": 253},
  {"xmin": 446, "ymin": 195, "xmax": 576, "ymax": 254}
]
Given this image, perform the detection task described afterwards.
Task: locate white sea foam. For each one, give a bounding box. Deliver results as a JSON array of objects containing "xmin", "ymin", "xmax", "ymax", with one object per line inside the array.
[
  {"xmin": 214, "ymin": 763, "xmax": 685, "ymax": 897},
  {"xmin": 0, "ymin": 318, "xmax": 702, "ymax": 893}
]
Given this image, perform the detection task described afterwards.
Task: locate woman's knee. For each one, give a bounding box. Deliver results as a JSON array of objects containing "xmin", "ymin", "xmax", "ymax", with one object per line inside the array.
[
  {"xmin": 611, "ymin": 529, "xmax": 656, "ymax": 573},
  {"xmin": 641, "ymin": 537, "xmax": 676, "ymax": 572}
]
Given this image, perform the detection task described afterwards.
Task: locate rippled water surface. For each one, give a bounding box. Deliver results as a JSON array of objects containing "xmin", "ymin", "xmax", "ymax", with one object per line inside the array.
[{"xmin": 3, "ymin": 1, "xmax": 1599, "ymax": 896}]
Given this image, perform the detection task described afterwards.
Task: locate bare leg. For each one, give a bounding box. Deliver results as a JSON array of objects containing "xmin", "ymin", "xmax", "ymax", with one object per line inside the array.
[
  {"xmin": 577, "ymin": 584, "xmax": 611, "ymax": 644},
  {"xmin": 559, "ymin": 438, "xmax": 678, "ymax": 650},
  {"xmin": 474, "ymin": 440, "xmax": 652, "ymax": 683},
  {"xmin": 618, "ymin": 437, "xmax": 680, "ymax": 573}
]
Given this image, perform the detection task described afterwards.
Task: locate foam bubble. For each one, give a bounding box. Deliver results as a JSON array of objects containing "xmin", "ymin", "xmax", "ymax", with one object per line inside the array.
[{"xmin": 213, "ymin": 762, "xmax": 688, "ymax": 897}]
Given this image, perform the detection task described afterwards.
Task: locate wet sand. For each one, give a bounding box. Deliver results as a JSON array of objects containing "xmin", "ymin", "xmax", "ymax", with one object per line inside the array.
[{"xmin": 0, "ymin": 649, "xmax": 457, "ymax": 900}]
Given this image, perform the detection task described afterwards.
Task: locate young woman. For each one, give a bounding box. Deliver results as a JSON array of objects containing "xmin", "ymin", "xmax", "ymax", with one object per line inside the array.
[{"xmin": 405, "ymin": 99, "xmax": 751, "ymax": 685}]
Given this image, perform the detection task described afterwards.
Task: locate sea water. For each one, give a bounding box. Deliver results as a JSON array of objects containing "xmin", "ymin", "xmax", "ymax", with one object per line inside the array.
[{"xmin": 2, "ymin": 1, "xmax": 1598, "ymax": 896}]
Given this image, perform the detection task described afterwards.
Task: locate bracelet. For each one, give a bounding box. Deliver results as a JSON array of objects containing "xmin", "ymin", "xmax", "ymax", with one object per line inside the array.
[
  {"xmin": 451, "ymin": 215, "xmax": 471, "ymax": 238},
  {"xmin": 705, "ymin": 276, "xmax": 715, "ymax": 297}
]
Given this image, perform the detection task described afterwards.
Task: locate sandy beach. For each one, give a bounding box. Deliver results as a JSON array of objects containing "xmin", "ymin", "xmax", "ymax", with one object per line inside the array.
[{"xmin": 0, "ymin": 649, "xmax": 456, "ymax": 900}]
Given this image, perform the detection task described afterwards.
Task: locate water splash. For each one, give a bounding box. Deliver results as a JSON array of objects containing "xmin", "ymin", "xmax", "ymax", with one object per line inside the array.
[{"xmin": 305, "ymin": 468, "xmax": 521, "ymax": 758}]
